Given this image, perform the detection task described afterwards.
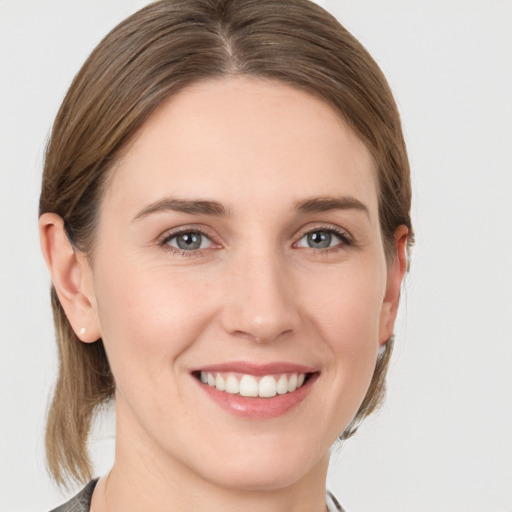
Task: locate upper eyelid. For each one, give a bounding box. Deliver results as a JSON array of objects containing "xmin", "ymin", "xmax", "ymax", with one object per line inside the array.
[
  {"xmin": 159, "ymin": 225, "xmax": 216, "ymax": 243},
  {"xmin": 294, "ymin": 223, "xmax": 353, "ymax": 241}
]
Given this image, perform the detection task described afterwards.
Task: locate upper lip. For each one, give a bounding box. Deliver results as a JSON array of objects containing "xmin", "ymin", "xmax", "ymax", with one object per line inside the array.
[{"xmin": 191, "ymin": 361, "xmax": 318, "ymax": 376}]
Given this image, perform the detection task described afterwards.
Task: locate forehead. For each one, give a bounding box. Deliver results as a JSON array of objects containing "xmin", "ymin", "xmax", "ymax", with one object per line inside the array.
[{"xmin": 104, "ymin": 77, "xmax": 378, "ymax": 219}]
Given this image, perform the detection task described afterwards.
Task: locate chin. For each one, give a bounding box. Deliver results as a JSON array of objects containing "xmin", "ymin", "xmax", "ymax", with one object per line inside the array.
[
  {"xmin": 184, "ymin": 433, "xmax": 328, "ymax": 492},
  {"xmin": 203, "ymin": 459, "xmax": 312, "ymax": 492}
]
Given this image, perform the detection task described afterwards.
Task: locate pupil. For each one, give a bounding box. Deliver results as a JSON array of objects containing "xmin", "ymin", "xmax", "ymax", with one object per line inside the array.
[
  {"xmin": 308, "ymin": 231, "xmax": 331, "ymax": 248},
  {"xmin": 177, "ymin": 232, "xmax": 201, "ymax": 250}
]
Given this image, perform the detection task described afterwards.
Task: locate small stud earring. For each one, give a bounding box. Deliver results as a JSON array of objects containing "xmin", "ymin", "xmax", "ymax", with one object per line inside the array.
[{"xmin": 80, "ymin": 327, "xmax": 86, "ymax": 335}]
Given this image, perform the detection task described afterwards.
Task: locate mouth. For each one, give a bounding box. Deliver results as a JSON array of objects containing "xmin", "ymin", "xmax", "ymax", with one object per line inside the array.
[
  {"xmin": 193, "ymin": 370, "xmax": 311, "ymax": 397},
  {"xmin": 191, "ymin": 362, "xmax": 319, "ymax": 419}
]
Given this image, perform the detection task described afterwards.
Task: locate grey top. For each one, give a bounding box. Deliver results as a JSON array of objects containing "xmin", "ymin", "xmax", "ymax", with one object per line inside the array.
[
  {"xmin": 49, "ymin": 480, "xmax": 98, "ymax": 512},
  {"xmin": 49, "ymin": 480, "xmax": 346, "ymax": 511}
]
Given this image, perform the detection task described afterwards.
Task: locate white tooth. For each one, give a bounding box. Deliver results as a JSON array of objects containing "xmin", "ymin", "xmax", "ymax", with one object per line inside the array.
[
  {"xmin": 258, "ymin": 376, "xmax": 277, "ymax": 397},
  {"xmin": 207, "ymin": 373, "xmax": 215, "ymax": 386},
  {"xmin": 276, "ymin": 374, "xmax": 289, "ymax": 395},
  {"xmin": 239, "ymin": 375, "xmax": 258, "ymax": 397},
  {"xmin": 288, "ymin": 373, "xmax": 298, "ymax": 392},
  {"xmin": 200, "ymin": 371, "xmax": 208, "ymax": 384},
  {"xmin": 297, "ymin": 373, "xmax": 305, "ymax": 388},
  {"xmin": 225, "ymin": 375, "xmax": 240, "ymax": 394},
  {"xmin": 215, "ymin": 374, "xmax": 225, "ymax": 391}
]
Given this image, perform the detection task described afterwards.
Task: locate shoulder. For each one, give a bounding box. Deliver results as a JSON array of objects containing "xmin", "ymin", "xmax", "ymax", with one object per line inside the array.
[{"xmin": 48, "ymin": 480, "xmax": 98, "ymax": 512}]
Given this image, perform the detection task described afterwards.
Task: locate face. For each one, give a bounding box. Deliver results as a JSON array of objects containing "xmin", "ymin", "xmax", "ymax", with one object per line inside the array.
[{"xmin": 83, "ymin": 77, "xmax": 401, "ymax": 490}]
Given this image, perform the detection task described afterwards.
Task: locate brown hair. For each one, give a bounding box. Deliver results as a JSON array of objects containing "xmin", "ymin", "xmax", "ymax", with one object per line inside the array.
[{"xmin": 40, "ymin": 0, "xmax": 413, "ymax": 486}]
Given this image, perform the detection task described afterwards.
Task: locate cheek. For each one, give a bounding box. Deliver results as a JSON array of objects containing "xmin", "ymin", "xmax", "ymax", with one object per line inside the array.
[
  {"xmin": 91, "ymin": 259, "xmax": 217, "ymax": 384},
  {"xmin": 300, "ymin": 263, "xmax": 386, "ymax": 387},
  {"xmin": 304, "ymin": 264, "xmax": 385, "ymax": 343}
]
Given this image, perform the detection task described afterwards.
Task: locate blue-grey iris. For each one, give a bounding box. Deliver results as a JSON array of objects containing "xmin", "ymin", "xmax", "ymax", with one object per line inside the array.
[
  {"xmin": 307, "ymin": 231, "xmax": 332, "ymax": 248},
  {"xmin": 176, "ymin": 232, "xmax": 202, "ymax": 250}
]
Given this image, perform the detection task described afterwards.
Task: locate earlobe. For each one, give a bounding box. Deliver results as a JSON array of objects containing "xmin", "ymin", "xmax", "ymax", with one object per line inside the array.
[
  {"xmin": 39, "ymin": 213, "xmax": 101, "ymax": 343},
  {"xmin": 379, "ymin": 225, "xmax": 409, "ymax": 345}
]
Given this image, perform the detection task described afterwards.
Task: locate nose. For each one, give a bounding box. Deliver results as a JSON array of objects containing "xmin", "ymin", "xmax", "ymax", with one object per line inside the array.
[{"xmin": 219, "ymin": 247, "xmax": 301, "ymax": 344}]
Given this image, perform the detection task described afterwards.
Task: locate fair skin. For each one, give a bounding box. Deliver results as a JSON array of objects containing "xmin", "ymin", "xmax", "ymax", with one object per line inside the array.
[{"xmin": 40, "ymin": 77, "xmax": 408, "ymax": 512}]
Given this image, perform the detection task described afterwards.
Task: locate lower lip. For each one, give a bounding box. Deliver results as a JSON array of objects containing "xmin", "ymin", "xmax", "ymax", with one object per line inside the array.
[{"xmin": 195, "ymin": 373, "xmax": 318, "ymax": 419}]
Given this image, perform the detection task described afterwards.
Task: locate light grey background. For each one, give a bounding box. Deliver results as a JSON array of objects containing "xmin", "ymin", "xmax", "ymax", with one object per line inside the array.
[{"xmin": 1, "ymin": 1, "xmax": 511, "ymax": 510}]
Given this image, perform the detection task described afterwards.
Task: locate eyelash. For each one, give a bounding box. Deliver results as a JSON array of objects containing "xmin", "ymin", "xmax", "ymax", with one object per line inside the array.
[{"xmin": 159, "ymin": 225, "xmax": 354, "ymax": 257}]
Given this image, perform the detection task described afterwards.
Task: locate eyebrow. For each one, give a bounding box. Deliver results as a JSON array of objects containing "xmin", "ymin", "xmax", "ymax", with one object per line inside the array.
[
  {"xmin": 133, "ymin": 198, "xmax": 229, "ymax": 221},
  {"xmin": 133, "ymin": 194, "xmax": 370, "ymax": 222},
  {"xmin": 294, "ymin": 195, "xmax": 370, "ymax": 218}
]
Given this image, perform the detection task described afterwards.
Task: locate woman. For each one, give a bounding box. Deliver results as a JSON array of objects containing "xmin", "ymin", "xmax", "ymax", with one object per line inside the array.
[{"xmin": 39, "ymin": 0, "xmax": 413, "ymax": 510}]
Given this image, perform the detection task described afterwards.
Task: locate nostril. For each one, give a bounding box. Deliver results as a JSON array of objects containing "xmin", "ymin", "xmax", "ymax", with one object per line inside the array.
[{"xmin": 229, "ymin": 327, "xmax": 296, "ymax": 345}]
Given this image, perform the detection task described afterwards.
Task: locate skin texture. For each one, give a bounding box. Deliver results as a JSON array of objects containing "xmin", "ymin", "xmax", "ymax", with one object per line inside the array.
[{"xmin": 40, "ymin": 77, "xmax": 408, "ymax": 512}]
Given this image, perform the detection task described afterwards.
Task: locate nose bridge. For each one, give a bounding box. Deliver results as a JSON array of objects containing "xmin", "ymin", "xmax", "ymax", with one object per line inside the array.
[{"xmin": 221, "ymin": 241, "xmax": 300, "ymax": 343}]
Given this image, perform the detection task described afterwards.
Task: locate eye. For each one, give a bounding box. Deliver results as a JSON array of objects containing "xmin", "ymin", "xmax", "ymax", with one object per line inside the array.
[
  {"xmin": 296, "ymin": 228, "xmax": 349, "ymax": 250},
  {"xmin": 164, "ymin": 231, "xmax": 212, "ymax": 251}
]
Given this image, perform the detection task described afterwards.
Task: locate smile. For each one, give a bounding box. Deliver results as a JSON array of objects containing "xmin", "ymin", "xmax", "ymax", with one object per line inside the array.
[
  {"xmin": 199, "ymin": 371, "xmax": 307, "ymax": 397},
  {"xmin": 192, "ymin": 362, "xmax": 319, "ymax": 418}
]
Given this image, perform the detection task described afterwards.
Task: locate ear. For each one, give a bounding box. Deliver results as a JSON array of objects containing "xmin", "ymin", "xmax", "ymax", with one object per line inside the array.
[
  {"xmin": 39, "ymin": 213, "xmax": 101, "ymax": 343},
  {"xmin": 379, "ymin": 225, "xmax": 409, "ymax": 346}
]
